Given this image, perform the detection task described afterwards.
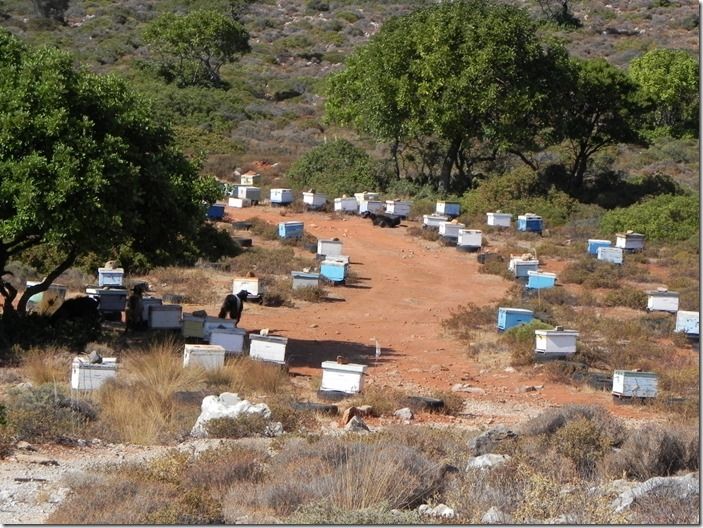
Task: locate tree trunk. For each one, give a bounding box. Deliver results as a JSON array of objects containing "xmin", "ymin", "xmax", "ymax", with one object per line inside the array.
[
  {"xmin": 439, "ymin": 137, "xmax": 462, "ymax": 192},
  {"xmin": 570, "ymin": 148, "xmax": 589, "ymax": 194},
  {"xmin": 16, "ymin": 248, "xmax": 78, "ymax": 315},
  {"xmin": 390, "ymin": 138, "xmax": 401, "ymax": 180}
]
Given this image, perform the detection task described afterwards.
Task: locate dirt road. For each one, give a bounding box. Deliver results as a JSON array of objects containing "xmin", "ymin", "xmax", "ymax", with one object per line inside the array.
[{"xmin": 220, "ymin": 206, "xmax": 663, "ymax": 425}]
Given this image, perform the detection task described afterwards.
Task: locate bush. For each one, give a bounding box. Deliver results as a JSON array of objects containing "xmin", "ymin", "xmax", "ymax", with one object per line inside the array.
[
  {"xmin": 286, "ymin": 139, "xmax": 382, "ymax": 197},
  {"xmin": 501, "ymin": 320, "xmax": 553, "ymax": 367},
  {"xmin": 600, "ymin": 194, "xmax": 699, "ymax": 241},
  {"xmin": 291, "ymin": 502, "xmax": 421, "ymax": 524},
  {"xmin": 603, "ymin": 287, "xmax": 647, "ymax": 309},
  {"xmin": 561, "ymin": 257, "xmax": 624, "ymax": 289},
  {"xmin": 603, "ymin": 424, "xmax": 691, "ymax": 480},
  {"xmin": 521, "ymin": 405, "xmax": 626, "ymax": 446},
  {"xmin": 206, "ymin": 414, "xmax": 271, "ymax": 438},
  {"xmin": 554, "ymin": 417, "xmax": 610, "ymax": 478}
]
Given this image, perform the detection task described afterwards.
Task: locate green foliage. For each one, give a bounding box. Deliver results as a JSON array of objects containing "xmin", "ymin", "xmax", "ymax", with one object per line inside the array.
[
  {"xmin": 554, "ymin": 417, "xmax": 610, "ymax": 478},
  {"xmin": 206, "ymin": 414, "xmax": 271, "ymax": 438},
  {"xmin": 629, "ymin": 48, "xmax": 699, "ymax": 138},
  {"xmin": 502, "ymin": 319, "xmax": 553, "ymax": 366},
  {"xmin": 30, "ymin": 0, "xmax": 68, "ymax": 22},
  {"xmin": 143, "ymin": 9, "xmax": 250, "ymax": 87},
  {"xmin": 600, "ymin": 193, "xmax": 699, "ymax": 241},
  {"xmin": 0, "ymin": 30, "xmax": 220, "ymax": 319},
  {"xmin": 286, "ymin": 139, "xmax": 381, "ymax": 196},
  {"xmin": 325, "ymin": 0, "xmax": 570, "ymax": 192},
  {"xmin": 603, "ymin": 287, "xmax": 647, "ymax": 309}
]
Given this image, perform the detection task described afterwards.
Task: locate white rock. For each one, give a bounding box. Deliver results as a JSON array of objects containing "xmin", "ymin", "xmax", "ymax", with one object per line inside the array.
[
  {"xmin": 482, "ymin": 506, "xmax": 513, "ymax": 524},
  {"xmin": 345, "ymin": 415, "xmax": 370, "ymax": 433},
  {"xmin": 393, "ymin": 407, "xmax": 414, "ymax": 420},
  {"xmin": 611, "ymin": 473, "xmax": 699, "ymax": 513},
  {"xmin": 466, "ymin": 453, "xmax": 511, "ymax": 470},
  {"xmin": 191, "ymin": 393, "xmax": 272, "ymax": 437},
  {"xmin": 418, "ymin": 504, "xmax": 455, "ymax": 519}
]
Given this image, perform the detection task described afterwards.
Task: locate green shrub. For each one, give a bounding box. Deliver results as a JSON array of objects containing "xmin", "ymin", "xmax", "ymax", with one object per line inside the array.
[
  {"xmin": 600, "ymin": 194, "xmax": 699, "ymax": 241},
  {"xmin": 521, "ymin": 405, "xmax": 626, "ymax": 446},
  {"xmin": 286, "ymin": 139, "xmax": 382, "ymax": 196},
  {"xmin": 501, "ymin": 320, "xmax": 553, "ymax": 366},
  {"xmin": 561, "ymin": 257, "xmax": 623, "ymax": 289},
  {"xmin": 554, "ymin": 417, "xmax": 610, "ymax": 478},
  {"xmin": 206, "ymin": 414, "xmax": 271, "ymax": 438},
  {"xmin": 603, "ymin": 287, "xmax": 647, "ymax": 309}
]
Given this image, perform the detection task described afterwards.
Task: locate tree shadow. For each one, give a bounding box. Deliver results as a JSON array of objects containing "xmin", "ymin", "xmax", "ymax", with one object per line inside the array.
[{"xmin": 285, "ymin": 338, "xmax": 398, "ymax": 368}]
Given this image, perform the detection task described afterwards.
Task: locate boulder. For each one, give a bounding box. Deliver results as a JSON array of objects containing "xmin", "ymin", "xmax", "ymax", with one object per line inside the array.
[
  {"xmin": 482, "ymin": 506, "xmax": 513, "ymax": 524},
  {"xmin": 466, "ymin": 453, "xmax": 511, "ymax": 470},
  {"xmin": 611, "ymin": 473, "xmax": 699, "ymax": 513},
  {"xmin": 394, "ymin": 407, "xmax": 414, "ymax": 421},
  {"xmin": 191, "ymin": 392, "xmax": 272, "ymax": 438},
  {"xmin": 468, "ymin": 426, "xmax": 519, "ymax": 455},
  {"xmin": 452, "ymin": 383, "xmax": 485, "ymax": 394},
  {"xmin": 15, "ymin": 441, "xmax": 35, "ymax": 451},
  {"xmin": 345, "ymin": 415, "xmax": 370, "ymax": 433},
  {"xmin": 341, "ymin": 406, "xmax": 360, "ymax": 425}
]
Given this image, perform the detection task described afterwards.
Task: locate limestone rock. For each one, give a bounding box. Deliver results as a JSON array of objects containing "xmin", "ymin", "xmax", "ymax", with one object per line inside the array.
[
  {"xmin": 468, "ymin": 426, "xmax": 518, "ymax": 455},
  {"xmin": 466, "ymin": 453, "xmax": 511, "ymax": 470},
  {"xmin": 345, "ymin": 415, "xmax": 370, "ymax": 433},
  {"xmin": 191, "ymin": 392, "xmax": 272, "ymax": 438},
  {"xmin": 611, "ymin": 473, "xmax": 699, "ymax": 513},
  {"xmin": 418, "ymin": 504, "xmax": 455, "ymax": 519},
  {"xmin": 394, "ymin": 407, "xmax": 414, "ymax": 421},
  {"xmin": 482, "ymin": 506, "xmax": 513, "ymax": 524}
]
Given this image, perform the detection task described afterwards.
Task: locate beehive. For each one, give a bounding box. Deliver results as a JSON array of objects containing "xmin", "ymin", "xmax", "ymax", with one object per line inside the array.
[
  {"xmin": 249, "ymin": 334, "xmax": 288, "ymax": 364},
  {"xmin": 183, "ymin": 344, "xmax": 225, "ymax": 370},
  {"xmin": 148, "ymin": 305, "xmax": 182, "ymax": 330},
  {"xmin": 209, "ymin": 328, "xmax": 247, "ymax": 355},
  {"xmin": 71, "ymin": 357, "xmax": 117, "ymax": 390},
  {"xmin": 486, "ymin": 212, "xmax": 512, "ymax": 227},
  {"xmin": 320, "ymin": 361, "xmax": 367, "ymax": 394}
]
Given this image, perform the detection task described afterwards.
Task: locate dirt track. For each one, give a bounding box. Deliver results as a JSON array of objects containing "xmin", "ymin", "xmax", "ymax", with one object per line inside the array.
[{"xmin": 219, "ymin": 206, "xmax": 663, "ymax": 426}]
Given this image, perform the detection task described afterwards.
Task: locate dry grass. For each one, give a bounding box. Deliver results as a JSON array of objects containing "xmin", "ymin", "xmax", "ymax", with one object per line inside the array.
[
  {"xmin": 21, "ymin": 346, "xmax": 72, "ymax": 385},
  {"xmin": 348, "ymin": 383, "xmax": 409, "ymax": 416},
  {"xmin": 147, "ymin": 266, "xmax": 220, "ymax": 305}
]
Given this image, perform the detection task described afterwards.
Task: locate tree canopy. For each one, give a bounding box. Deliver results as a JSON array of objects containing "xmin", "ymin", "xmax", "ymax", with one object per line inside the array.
[
  {"xmin": 0, "ymin": 30, "xmax": 219, "ymax": 318},
  {"xmin": 629, "ymin": 48, "xmax": 699, "ymax": 139},
  {"xmin": 325, "ymin": 0, "xmax": 570, "ymax": 193},
  {"xmin": 143, "ymin": 9, "xmax": 250, "ymax": 87},
  {"xmin": 286, "ymin": 139, "xmax": 381, "ymax": 197}
]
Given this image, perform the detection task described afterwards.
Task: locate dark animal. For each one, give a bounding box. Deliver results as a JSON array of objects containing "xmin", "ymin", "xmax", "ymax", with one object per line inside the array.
[
  {"xmin": 218, "ymin": 290, "xmax": 249, "ymax": 324},
  {"xmin": 368, "ymin": 212, "xmax": 401, "ymax": 228},
  {"xmin": 126, "ymin": 283, "xmax": 149, "ymax": 331},
  {"xmin": 50, "ymin": 296, "xmax": 100, "ymax": 323}
]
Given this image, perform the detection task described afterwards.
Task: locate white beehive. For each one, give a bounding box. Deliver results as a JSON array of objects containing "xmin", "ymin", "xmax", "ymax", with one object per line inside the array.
[
  {"xmin": 183, "ymin": 344, "xmax": 225, "ymax": 370},
  {"xmin": 675, "ymin": 310, "xmax": 699, "ymax": 338},
  {"xmin": 615, "ymin": 231, "xmax": 645, "ymax": 251},
  {"xmin": 358, "ymin": 200, "xmax": 384, "ymax": 214},
  {"xmin": 439, "ymin": 221, "xmax": 465, "ymax": 239},
  {"xmin": 182, "ymin": 314, "xmax": 205, "ymax": 339},
  {"xmin": 98, "ymin": 268, "xmax": 124, "ymax": 287},
  {"xmin": 646, "ymin": 289, "xmax": 679, "ymax": 313},
  {"xmin": 148, "ymin": 304, "xmax": 182, "ymax": 329},
  {"xmin": 436, "ymin": 201, "xmax": 461, "ymax": 217},
  {"xmin": 240, "ymin": 172, "xmax": 261, "ymax": 186},
  {"xmin": 71, "ymin": 357, "xmax": 117, "ymax": 390},
  {"xmin": 423, "ymin": 214, "xmax": 450, "ymax": 229},
  {"xmin": 228, "ymin": 197, "xmax": 252, "ymax": 208},
  {"xmin": 597, "ymin": 246, "xmax": 624, "ymax": 264},
  {"xmin": 291, "ymin": 271, "xmax": 320, "ymax": 290},
  {"xmin": 317, "ymin": 239, "xmax": 343, "ymax": 258},
  {"xmin": 249, "ymin": 334, "xmax": 288, "ymax": 364},
  {"xmin": 457, "ymin": 229, "xmax": 482, "ymax": 249},
  {"xmin": 210, "ymin": 328, "xmax": 247, "ymax": 355},
  {"xmin": 237, "ymin": 186, "xmax": 261, "ymax": 202},
  {"xmin": 535, "ymin": 327, "xmax": 579, "ymax": 356},
  {"xmin": 203, "ymin": 317, "xmax": 238, "ymax": 341},
  {"xmin": 334, "ymin": 197, "xmax": 358, "ymax": 213},
  {"xmin": 354, "ymin": 192, "xmax": 380, "ymax": 202},
  {"xmin": 233, "ymin": 277, "xmax": 259, "ymax": 296},
  {"xmin": 303, "ymin": 192, "xmax": 327, "ymax": 209},
  {"xmin": 270, "ymin": 188, "xmax": 294, "ymax": 205},
  {"xmin": 486, "ymin": 212, "xmax": 512, "ymax": 227},
  {"xmin": 508, "ymin": 256, "xmax": 539, "ymax": 278},
  {"xmin": 385, "ymin": 200, "xmax": 411, "ymax": 217},
  {"xmin": 612, "ymin": 370, "xmax": 658, "ymax": 399},
  {"xmin": 140, "ymin": 297, "xmax": 163, "ymax": 321},
  {"xmin": 320, "ymin": 361, "xmax": 367, "ymax": 394}
]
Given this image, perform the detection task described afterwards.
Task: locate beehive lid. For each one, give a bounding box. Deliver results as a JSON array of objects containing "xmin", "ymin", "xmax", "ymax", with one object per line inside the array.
[
  {"xmin": 499, "ymin": 307, "xmax": 534, "ymax": 314},
  {"xmin": 185, "ymin": 344, "xmax": 225, "ymax": 353},
  {"xmin": 527, "ymin": 270, "xmax": 556, "ymax": 278},
  {"xmin": 98, "ymin": 267, "xmax": 124, "ymax": 273},
  {"xmin": 535, "ymin": 328, "xmax": 579, "ymax": 336},
  {"xmin": 321, "ymin": 361, "xmax": 367, "ymax": 373},
  {"xmin": 614, "ymin": 370, "xmax": 657, "ymax": 378},
  {"xmin": 588, "ymin": 239, "xmax": 611, "ymax": 244},
  {"xmin": 646, "ymin": 289, "xmax": 679, "ymax": 297},
  {"xmin": 210, "ymin": 328, "xmax": 246, "ymax": 336},
  {"xmin": 73, "ymin": 357, "xmax": 118, "ymax": 368},
  {"xmin": 250, "ymin": 334, "xmax": 288, "ymax": 344}
]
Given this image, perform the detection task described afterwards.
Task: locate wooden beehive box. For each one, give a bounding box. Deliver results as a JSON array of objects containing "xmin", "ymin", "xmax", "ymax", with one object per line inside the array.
[{"xmin": 183, "ymin": 344, "xmax": 225, "ymax": 370}]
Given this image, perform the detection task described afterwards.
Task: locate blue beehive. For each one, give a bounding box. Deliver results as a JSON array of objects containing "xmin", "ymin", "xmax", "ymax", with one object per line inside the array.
[
  {"xmin": 587, "ymin": 239, "xmax": 612, "ymax": 255},
  {"xmin": 517, "ymin": 213, "xmax": 543, "ymax": 233},
  {"xmin": 497, "ymin": 307, "xmax": 534, "ymax": 332},
  {"xmin": 526, "ymin": 270, "xmax": 557, "ymax": 289},
  {"xmin": 206, "ymin": 204, "xmax": 225, "ymax": 220},
  {"xmin": 436, "ymin": 201, "xmax": 461, "ymax": 217},
  {"xmin": 278, "ymin": 221, "xmax": 304, "ymax": 239},
  {"xmin": 320, "ymin": 259, "xmax": 347, "ymax": 283}
]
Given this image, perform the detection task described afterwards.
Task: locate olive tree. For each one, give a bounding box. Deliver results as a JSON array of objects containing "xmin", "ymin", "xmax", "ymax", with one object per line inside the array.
[{"xmin": 0, "ymin": 30, "xmax": 219, "ymax": 322}]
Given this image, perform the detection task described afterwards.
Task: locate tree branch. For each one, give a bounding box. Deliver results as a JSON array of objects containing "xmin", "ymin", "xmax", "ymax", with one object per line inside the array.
[
  {"xmin": 507, "ymin": 150, "xmax": 539, "ymax": 171},
  {"xmin": 16, "ymin": 247, "xmax": 78, "ymax": 315}
]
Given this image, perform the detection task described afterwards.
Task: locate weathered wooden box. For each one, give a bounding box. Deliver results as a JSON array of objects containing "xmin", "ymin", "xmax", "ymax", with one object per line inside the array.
[
  {"xmin": 228, "ymin": 197, "xmax": 252, "ymax": 208},
  {"xmin": 270, "ymin": 188, "xmax": 294, "ymax": 205},
  {"xmin": 317, "ymin": 239, "xmax": 343, "ymax": 258},
  {"xmin": 98, "ymin": 268, "xmax": 124, "ymax": 287},
  {"xmin": 359, "ymin": 200, "xmax": 384, "ymax": 215},
  {"xmin": 240, "ymin": 172, "xmax": 261, "ymax": 186},
  {"xmin": 423, "ymin": 214, "xmax": 450, "ymax": 229},
  {"xmin": 148, "ymin": 304, "xmax": 182, "ymax": 330},
  {"xmin": 436, "ymin": 201, "xmax": 461, "ymax": 217},
  {"xmin": 237, "ymin": 186, "xmax": 261, "ymax": 203},
  {"xmin": 354, "ymin": 192, "xmax": 380, "ymax": 202},
  {"xmin": 71, "ymin": 357, "xmax": 117, "ymax": 390},
  {"xmin": 182, "ymin": 314, "xmax": 205, "ymax": 339},
  {"xmin": 86, "ymin": 287, "xmax": 128, "ymax": 313},
  {"xmin": 497, "ymin": 307, "xmax": 534, "ymax": 332},
  {"xmin": 303, "ymin": 192, "xmax": 327, "ymax": 209},
  {"xmin": 615, "ymin": 231, "xmax": 645, "ymax": 251},
  {"xmin": 439, "ymin": 221, "xmax": 465, "ymax": 239},
  {"xmin": 508, "ymin": 257, "xmax": 539, "ymax": 278},
  {"xmin": 385, "ymin": 200, "xmax": 411, "ymax": 218},
  {"xmin": 278, "ymin": 221, "xmax": 304, "ymax": 239},
  {"xmin": 206, "ymin": 204, "xmax": 225, "ymax": 220},
  {"xmin": 291, "ymin": 271, "xmax": 320, "ymax": 290},
  {"xmin": 587, "ymin": 239, "xmax": 612, "ymax": 255},
  {"xmin": 320, "ymin": 260, "xmax": 348, "ymax": 283},
  {"xmin": 140, "ymin": 297, "xmax": 163, "ymax": 321},
  {"xmin": 183, "ymin": 344, "xmax": 225, "ymax": 370},
  {"xmin": 517, "ymin": 213, "xmax": 543, "ymax": 233},
  {"xmin": 457, "ymin": 229, "xmax": 482, "ymax": 250},
  {"xmin": 249, "ymin": 334, "xmax": 288, "ymax": 364},
  {"xmin": 203, "ymin": 317, "xmax": 238, "ymax": 341},
  {"xmin": 334, "ymin": 197, "xmax": 358, "ymax": 213},
  {"xmin": 597, "ymin": 246, "xmax": 624, "ymax": 264},
  {"xmin": 233, "ymin": 277, "xmax": 259, "ymax": 296},
  {"xmin": 612, "ymin": 370, "xmax": 657, "ymax": 398},
  {"xmin": 210, "ymin": 328, "xmax": 247, "ymax": 355},
  {"xmin": 320, "ymin": 361, "xmax": 367, "ymax": 394}
]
